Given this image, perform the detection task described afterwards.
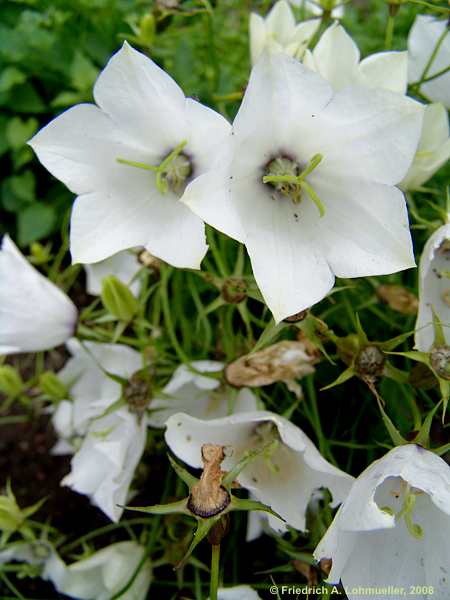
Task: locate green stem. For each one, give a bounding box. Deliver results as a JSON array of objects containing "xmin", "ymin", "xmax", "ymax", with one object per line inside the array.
[
  {"xmin": 384, "ymin": 13, "xmax": 395, "ymax": 50},
  {"xmin": 209, "ymin": 544, "xmax": 220, "ymax": 600},
  {"xmin": 419, "ymin": 24, "xmax": 448, "ymax": 84}
]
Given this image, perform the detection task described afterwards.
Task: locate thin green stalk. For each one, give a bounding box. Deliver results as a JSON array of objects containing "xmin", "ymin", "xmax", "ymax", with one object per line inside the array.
[
  {"xmin": 209, "ymin": 544, "xmax": 220, "ymax": 600},
  {"xmin": 384, "ymin": 13, "xmax": 395, "ymax": 50}
]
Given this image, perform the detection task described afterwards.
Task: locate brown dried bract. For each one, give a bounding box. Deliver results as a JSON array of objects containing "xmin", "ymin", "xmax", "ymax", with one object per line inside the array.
[
  {"xmin": 376, "ymin": 284, "xmax": 418, "ymax": 315},
  {"xmin": 188, "ymin": 444, "xmax": 230, "ymax": 518},
  {"xmin": 225, "ymin": 340, "xmax": 319, "ymax": 388}
]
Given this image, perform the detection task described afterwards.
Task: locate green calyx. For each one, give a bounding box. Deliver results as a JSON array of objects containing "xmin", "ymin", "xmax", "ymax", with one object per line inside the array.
[
  {"xmin": 117, "ymin": 139, "xmax": 191, "ymax": 195},
  {"xmin": 262, "ymin": 153, "xmax": 325, "ymax": 217},
  {"xmin": 123, "ymin": 445, "xmax": 284, "ymax": 570}
]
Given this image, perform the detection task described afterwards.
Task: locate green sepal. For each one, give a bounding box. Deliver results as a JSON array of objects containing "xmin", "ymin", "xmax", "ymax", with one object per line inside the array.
[
  {"xmin": 431, "ymin": 307, "xmax": 446, "ymax": 347},
  {"xmin": 354, "ymin": 313, "xmax": 369, "ymax": 346},
  {"xmin": 229, "ymin": 496, "xmax": 285, "ymax": 525},
  {"xmin": 123, "ymin": 498, "xmax": 190, "ymax": 516},
  {"xmin": 167, "ymin": 454, "xmax": 199, "ymax": 489},
  {"xmin": 383, "ymin": 362, "xmax": 410, "ymax": 384},
  {"xmin": 321, "ymin": 365, "xmax": 355, "ymax": 391},
  {"xmin": 174, "ymin": 515, "xmax": 221, "ymax": 571},
  {"xmin": 414, "ymin": 400, "xmax": 443, "ymax": 447},
  {"xmin": 377, "ymin": 402, "xmax": 408, "ymax": 447},
  {"xmin": 437, "ymin": 379, "xmax": 449, "ymax": 422},
  {"xmin": 378, "ymin": 330, "xmax": 414, "ymax": 352},
  {"xmin": 221, "ymin": 439, "xmax": 278, "ymax": 488},
  {"xmin": 297, "ymin": 315, "xmax": 336, "ymax": 364},
  {"xmin": 387, "ymin": 350, "xmax": 430, "ymax": 366}
]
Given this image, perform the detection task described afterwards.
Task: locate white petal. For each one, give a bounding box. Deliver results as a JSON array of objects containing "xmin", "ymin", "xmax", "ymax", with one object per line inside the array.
[
  {"xmin": 359, "ymin": 51, "xmax": 408, "ymax": 93},
  {"xmin": 249, "ymin": 13, "xmax": 267, "ymax": 65},
  {"xmin": 313, "ymin": 176, "xmax": 415, "ymax": 277},
  {"xmin": 43, "ymin": 542, "xmax": 151, "ymax": 600},
  {"xmin": 0, "ymin": 235, "xmax": 77, "ymax": 354},
  {"xmin": 62, "ymin": 409, "xmax": 147, "ymax": 521},
  {"xmin": 93, "ymin": 42, "xmax": 187, "ymax": 151},
  {"xmin": 232, "ymin": 180, "xmax": 334, "ymax": 322},
  {"xmin": 317, "ymin": 85, "xmax": 423, "ymax": 185},
  {"xmin": 401, "ymin": 103, "xmax": 450, "ymax": 190},
  {"xmin": 165, "ymin": 411, "xmax": 353, "ymax": 530},
  {"xmin": 148, "ymin": 361, "xmax": 257, "ymax": 428},
  {"xmin": 408, "ymin": 16, "xmax": 450, "ymax": 108},
  {"xmin": 311, "ymin": 24, "xmax": 360, "ymax": 91},
  {"xmin": 266, "ymin": 1, "xmax": 296, "ymax": 43},
  {"xmin": 70, "ymin": 176, "xmax": 207, "ymax": 269},
  {"xmin": 84, "ymin": 250, "xmax": 142, "ymax": 296},
  {"xmin": 292, "ymin": 20, "xmax": 321, "ymax": 59},
  {"xmin": 415, "ymin": 223, "xmax": 450, "ymax": 351},
  {"xmin": 57, "ymin": 339, "xmax": 142, "ymax": 432},
  {"xmin": 217, "ymin": 585, "xmax": 262, "ymax": 600},
  {"xmin": 28, "ymin": 104, "xmax": 149, "ymax": 196}
]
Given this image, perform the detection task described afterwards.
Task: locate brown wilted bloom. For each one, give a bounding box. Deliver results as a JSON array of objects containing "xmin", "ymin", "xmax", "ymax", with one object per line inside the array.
[
  {"xmin": 319, "ymin": 558, "xmax": 332, "ymax": 576},
  {"xmin": 225, "ymin": 340, "xmax": 319, "ymax": 388},
  {"xmin": 187, "ymin": 444, "xmax": 230, "ymax": 518},
  {"xmin": 376, "ymin": 284, "xmax": 418, "ymax": 315}
]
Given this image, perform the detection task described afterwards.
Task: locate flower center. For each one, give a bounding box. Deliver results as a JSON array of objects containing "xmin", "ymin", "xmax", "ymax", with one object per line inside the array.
[
  {"xmin": 381, "ymin": 481, "xmax": 424, "ymax": 540},
  {"xmin": 116, "ymin": 139, "xmax": 192, "ymax": 196},
  {"xmin": 262, "ymin": 153, "xmax": 325, "ymax": 216}
]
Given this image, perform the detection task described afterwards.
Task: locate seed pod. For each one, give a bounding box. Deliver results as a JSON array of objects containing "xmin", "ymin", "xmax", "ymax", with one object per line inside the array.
[
  {"xmin": 430, "ymin": 345, "xmax": 450, "ymax": 381},
  {"xmin": 221, "ymin": 278, "xmax": 247, "ymax": 304},
  {"xmin": 124, "ymin": 371, "xmax": 152, "ymax": 414},
  {"xmin": 355, "ymin": 345, "xmax": 385, "ymax": 379}
]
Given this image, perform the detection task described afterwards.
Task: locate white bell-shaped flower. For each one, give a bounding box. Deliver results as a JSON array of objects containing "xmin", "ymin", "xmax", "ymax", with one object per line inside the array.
[
  {"xmin": 303, "ymin": 22, "xmax": 408, "ymax": 93},
  {"xmin": 249, "ymin": 0, "xmax": 319, "ymax": 64},
  {"xmin": 165, "ymin": 410, "xmax": 354, "ymax": 531},
  {"xmin": 400, "ymin": 103, "xmax": 450, "ymax": 191},
  {"xmin": 29, "ymin": 42, "xmax": 232, "ymax": 270},
  {"xmin": 43, "ymin": 541, "xmax": 152, "ymax": 600},
  {"xmin": 289, "ymin": 0, "xmax": 344, "ymax": 18},
  {"xmin": 216, "ymin": 586, "xmax": 262, "ymax": 599},
  {"xmin": 314, "ymin": 444, "xmax": 450, "ymax": 600},
  {"xmin": 0, "ymin": 234, "xmax": 77, "ymax": 355},
  {"xmin": 408, "ymin": 15, "xmax": 450, "ymax": 108},
  {"xmin": 148, "ymin": 360, "xmax": 258, "ymax": 427},
  {"xmin": 415, "ymin": 222, "xmax": 450, "ymax": 351},
  {"xmin": 183, "ymin": 53, "xmax": 422, "ymax": 321}
]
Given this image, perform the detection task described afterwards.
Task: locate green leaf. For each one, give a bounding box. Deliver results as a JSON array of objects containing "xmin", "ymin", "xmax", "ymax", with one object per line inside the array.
[
  {"xmin": 0, "ymin": 66, "xmax": 26, "ymax": 93},
  {"xmin": 9, "ymin": 82, "xmax": 45, "ymax": 113},
  {"xmin": 6, "ymin": 116, "xmax": 38, "ymax": 150},
  {"xmin": 10, "ymin": 170, "xmax": 35, "ymax": 202},
  {"xmin": 230, "ymin": 496, "xmax": 285, "ymax": 524},
  {"xmin": 18, "ymin": 203, "xmax": 56, "ymax": 245},
  {"xmin": 51, "ymin": 90, "xmax": 85, "ymax": 108},
  {"xmin": 71, "ymin": 51, "xmax": 98, "ymax": 92},
  {"xmin": 175, "ymin": 516, "xmax": 219, "ymax": 571}
]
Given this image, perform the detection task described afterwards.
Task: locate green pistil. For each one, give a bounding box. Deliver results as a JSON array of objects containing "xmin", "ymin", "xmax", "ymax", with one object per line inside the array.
[
  {"xmin": 263, "ymin": 153, "xmax": 325, "ymax": 217},
  {"xmin": 117, "ymin": 139, "xmax": 189, "ymax": 195},
  {"xmin": 396, "ymin": 486, "xmax": 423, "ymax": 540}
]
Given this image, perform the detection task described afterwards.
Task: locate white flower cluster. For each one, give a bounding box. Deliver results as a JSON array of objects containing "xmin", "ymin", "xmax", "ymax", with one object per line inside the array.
[{"xmin": 1, "ymin": 3, "xmax": 449, "ymax": 599}]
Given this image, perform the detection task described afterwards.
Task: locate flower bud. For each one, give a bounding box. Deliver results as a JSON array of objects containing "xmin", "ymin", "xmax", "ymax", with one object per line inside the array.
[
  {"xmin": 221, "ymin": 278, "xmax": 247, "ymax": 304},
  {"xmin": 0, "ymin": 366, "xmax": 23, "ymax": 398},
  {"xmin": 39, "ymin": 371, "xmax": 69, "ymax": 401},
  {"xmin": 430, "ymin": 345, "xmax": 450, "ymax": 381},
  {"xmin": 100, "ymin": 275, "xmax": 138, "ymax": 322},
  {"xmin": 123, "ymin": 371, "xmax": 152, "ymax": 414}
]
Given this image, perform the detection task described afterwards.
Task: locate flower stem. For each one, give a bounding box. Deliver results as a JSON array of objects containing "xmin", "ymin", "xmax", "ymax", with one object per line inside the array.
[
  {"xmin": 384, "ymin": 12, "xmax": 395, "ymax": 50},
  {"xmin": 209, "ymin": 544, "xmax": 220, "ymax": 600}
]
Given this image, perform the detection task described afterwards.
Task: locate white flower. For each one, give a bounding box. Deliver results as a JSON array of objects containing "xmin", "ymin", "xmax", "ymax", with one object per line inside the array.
[
  {"xmin": 415, "ymin": 222, "xmax": 450, "ymax": 352},
  {"xmin": 43, "ymin": 541, "xmax": 152, "ymax": 600},
  {"xmin": 29, "ymin": 42, "xmax": 231, "ymax": 270},
  {"xmin": 148, "ymin": 360, "xmax": 258, "ymax": 427},
  {"xmin": 303, "ymin": 23, "xmax": 408, "ymax": 93},
  {"xmin": 183, "ymin": 53, "xmax": 422, "ymax": 321},
  {"xmin": 216, "ymin": 586, "xmax": 262, "ymax": 599},
  {"xmin": 51, "ymin": 339, "xmax": 145, "ymax": 520},
  {"xmin": 249, "ymin": 0, "xmax": 319, "ymax": 65},
  {"xmin": 85, "ymin": 249, "xmax": 142, "ymax": 296},
  {"xmin": 289, "ymin": 0, "xmax": 344, "ymax": 18},
  {"xmin": 165, "ymin": 410, "xmax": 354, "ymax": 531},
  {"xmin": 314, "ymin": 444, "xmax": 450, "ymax": 599},
  {"xmin": 62, "ymin": 408, "xmax": 147, "ymax": 522},
  {"xmin": 400, "ymin": 103, "xmax": 450, "ymax": 191},
  {"xmin": 0, "ymin": 234, "xmax": 77, "ymax": 355},
  {"xmin": 52, "ymin": 338, "xmax": 142, "ymax": 441},
  {"xmin": 408, "ymin": 15, "xmax": 450, "ymax": 108}
]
